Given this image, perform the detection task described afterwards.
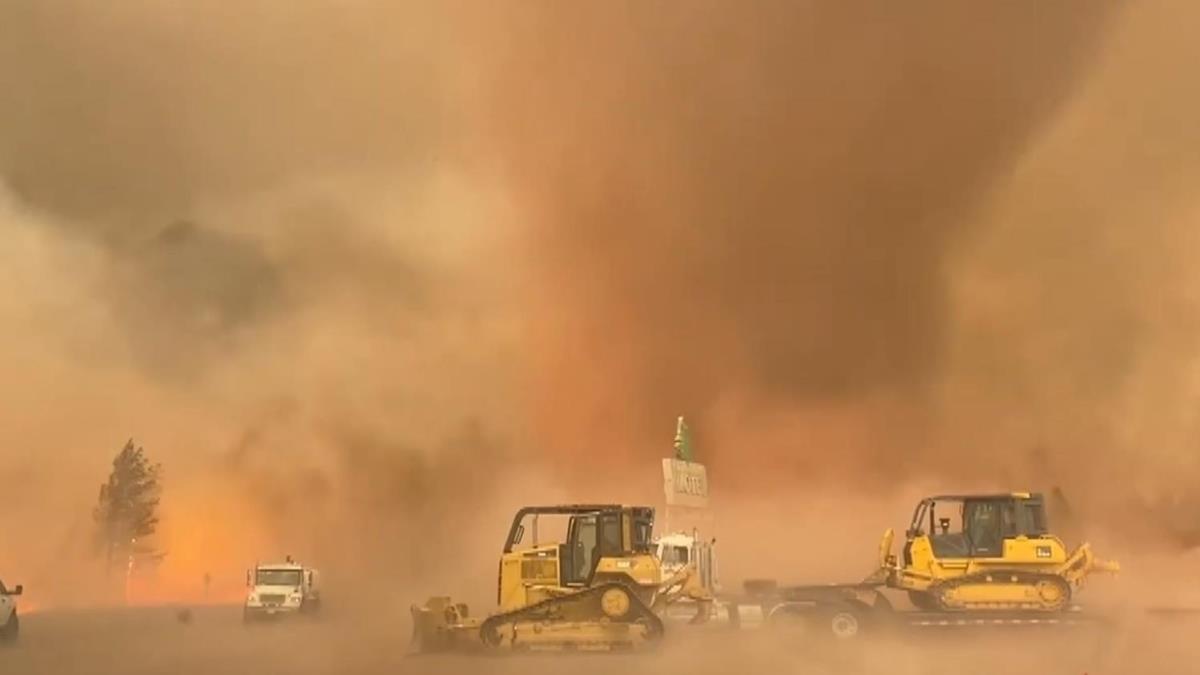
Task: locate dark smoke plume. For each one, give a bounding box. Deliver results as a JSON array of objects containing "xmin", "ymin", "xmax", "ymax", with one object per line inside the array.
[{"xmin": 465, "ymin": 1, "xmax": 1123, "ymax": 481}]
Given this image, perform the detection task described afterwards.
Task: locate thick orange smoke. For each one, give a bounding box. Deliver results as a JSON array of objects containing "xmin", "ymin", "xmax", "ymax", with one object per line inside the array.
[
  {"xmin": 1, "ymin": 0, "xmax": 1199, "ymax": 612},
  {"xmin": 462, "ymin": 2, "xmax": 1118, "ymax": 482}
]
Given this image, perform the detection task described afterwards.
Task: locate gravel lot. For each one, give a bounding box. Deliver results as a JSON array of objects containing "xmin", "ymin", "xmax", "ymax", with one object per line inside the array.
[{"xmin": 3, "ymin": 604, "xmax": 1196, "ymax": 675}]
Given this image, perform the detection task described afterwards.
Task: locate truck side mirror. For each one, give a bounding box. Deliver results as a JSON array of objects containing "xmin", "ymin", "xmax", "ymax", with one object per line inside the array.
[
  {"xmin": 246, "ymin": 570, "xmax": 251, "ymax": 587},
  {"xmin": 307, "ymin": 571, "xmax": 313, "ymax": 586},
  {"xmin": 11, "ymin": 585, "xmax": 22, "ymax": 596}
]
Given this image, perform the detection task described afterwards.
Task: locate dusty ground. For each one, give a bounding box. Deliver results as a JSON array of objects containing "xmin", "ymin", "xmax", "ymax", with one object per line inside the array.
[{"xmin": 4, "ymin": 605, "xmax": 1196, "ymax": 675}]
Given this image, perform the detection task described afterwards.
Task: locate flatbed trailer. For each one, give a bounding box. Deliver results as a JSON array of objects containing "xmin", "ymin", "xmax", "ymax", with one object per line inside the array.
[{"xmin": 712, "ymin": 580, "xmax": 1109, "ymax": 640}]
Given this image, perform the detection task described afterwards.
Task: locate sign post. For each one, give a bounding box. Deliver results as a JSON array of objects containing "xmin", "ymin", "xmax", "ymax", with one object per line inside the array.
[{"xmin": 661, "ymin": 416, "xmax": 710, "ymax": 529}]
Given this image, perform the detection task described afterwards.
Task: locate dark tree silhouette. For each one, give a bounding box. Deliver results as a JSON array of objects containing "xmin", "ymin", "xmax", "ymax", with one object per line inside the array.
[{"xmin": 93, "ymin": 439, "xmax": 163, "ymax": 575}]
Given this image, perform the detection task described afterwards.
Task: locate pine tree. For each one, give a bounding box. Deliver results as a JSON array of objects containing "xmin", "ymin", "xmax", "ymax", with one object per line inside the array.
[
  {"xmin": 673, "ymin": 416, "xmax": 695, "ymax": 462},
  {"xmin": 94, "ymin": 439, "xmax": 163, "ymax": 576}
]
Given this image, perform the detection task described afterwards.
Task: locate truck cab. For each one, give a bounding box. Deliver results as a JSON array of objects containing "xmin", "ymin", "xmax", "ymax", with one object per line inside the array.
[
  {"xmin": 243, "ymin": 558, "xmax": 320, "ymax": 622},
  {"xmin": 0, "ymin": 578, "xmax": 23, "ymax": 642},
  {"xmin": 654, "ymin": 531, "xmax": 719, "ymax": 595}
]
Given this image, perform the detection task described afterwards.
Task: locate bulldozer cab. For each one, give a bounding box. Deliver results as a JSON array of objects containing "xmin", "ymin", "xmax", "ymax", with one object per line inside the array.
[
  {"xmin": 499, "ymin": 505, "xmax": 656, "ymax": 609},
  {"xmin": 905, "ymin": 493, "xmax": 1049, "ymax": 561}
]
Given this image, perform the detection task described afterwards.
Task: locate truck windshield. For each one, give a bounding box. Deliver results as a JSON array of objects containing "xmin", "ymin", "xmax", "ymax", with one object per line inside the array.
[
  {"xmin": 256, "ymin": 569, "xmax": 302, "ymax": 586},
  {"xmin": 660, "ymin": 545, "xmax": 689, "ymax": 565}
]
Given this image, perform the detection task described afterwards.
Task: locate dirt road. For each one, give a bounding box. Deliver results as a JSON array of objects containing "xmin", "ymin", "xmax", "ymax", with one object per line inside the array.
[{"xmin": 3, "ymin": 605, "xmax": 1195, "ymax": 675}]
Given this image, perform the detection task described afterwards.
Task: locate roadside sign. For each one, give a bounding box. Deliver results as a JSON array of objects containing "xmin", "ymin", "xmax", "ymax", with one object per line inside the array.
[{"xmin": 662, "ymin": 458, "xmax": 710, "ymax": 508}]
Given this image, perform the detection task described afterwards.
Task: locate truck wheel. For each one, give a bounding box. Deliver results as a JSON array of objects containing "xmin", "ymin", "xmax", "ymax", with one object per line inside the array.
[
  {"xmin": 819, "ymin": 602, "xmax": 868, "ymax": 641},
  {"xmin": 826, "ymin": 609, "xmax": 860, "ymax": 639},
  {"xmin": 0, "ymin": 612, "xmax": 18, "ymax": 644}
]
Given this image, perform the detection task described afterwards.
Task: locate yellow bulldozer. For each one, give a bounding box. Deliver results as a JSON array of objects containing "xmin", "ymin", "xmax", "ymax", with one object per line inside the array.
[
  {"xmin": 874, "ymin": 492, "xmax": 1120, "ymax": 611},
  {"xmin": 411, "ymin": 504, "xmax": 712, "ymax": 653}
]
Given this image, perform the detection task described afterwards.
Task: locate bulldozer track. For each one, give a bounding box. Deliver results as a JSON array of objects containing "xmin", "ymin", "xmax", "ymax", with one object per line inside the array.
[
  {"xmin": 928, "ymin": 570, "xmax": 1073, "ymax": 612},
  {"xmin": 479, "ymin": 582, "xmax": 665, "ymax": 651}
]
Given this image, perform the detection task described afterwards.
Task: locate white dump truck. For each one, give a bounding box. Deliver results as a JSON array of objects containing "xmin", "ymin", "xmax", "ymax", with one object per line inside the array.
[
  {"xmin": 0, "ymin": 578, "xmax": 23, "ymax": 643},
  {"xmin": 243, "ymin": 558, "xmax": 321, "ymax": 622}
]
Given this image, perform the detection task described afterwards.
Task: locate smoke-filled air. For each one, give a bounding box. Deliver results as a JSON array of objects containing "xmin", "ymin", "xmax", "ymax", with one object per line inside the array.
[{"xmin": 2, "ymin": 1, "xmax": 1199, "ymax": 674}]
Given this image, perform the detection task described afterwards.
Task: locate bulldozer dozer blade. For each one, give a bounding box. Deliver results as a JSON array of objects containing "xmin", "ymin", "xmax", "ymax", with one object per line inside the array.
[
  {"xmin": 409, "ymin": 597, "xmax": 477, "ymax": 654},
  {"xmin": 688, "ymin": 599, "xmax": 713, "ymax": 625},
  {"xmin": 1058, "ymin": 543, "xmax": 1121, "ymax": 586}
]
